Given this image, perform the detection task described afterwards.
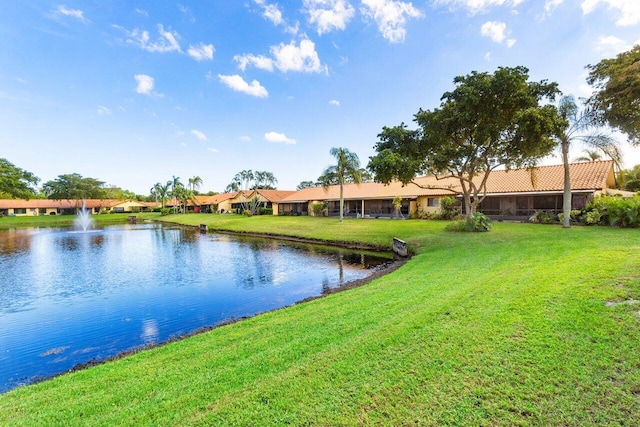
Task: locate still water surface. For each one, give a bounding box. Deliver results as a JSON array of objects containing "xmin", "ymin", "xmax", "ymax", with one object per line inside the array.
[{"xmin": 0, "ymin": 223, "xmax": 391, "ymax": 393}]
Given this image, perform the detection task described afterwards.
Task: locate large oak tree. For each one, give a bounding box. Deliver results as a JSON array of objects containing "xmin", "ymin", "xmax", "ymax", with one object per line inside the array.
[
  {"xmin": 368, "ymin": 66, "xmax": 562, "ymax": 220},
  {"xmin": 0, "ymin": 158, "xmax": 40, "ymax": 199},
  {"xmin": 42, "ymin": 173, "xmax": 106, "ymax": 200},
  {"xmin": 587, "ymin": 45, "xmax": 640, "ymax": 145}
]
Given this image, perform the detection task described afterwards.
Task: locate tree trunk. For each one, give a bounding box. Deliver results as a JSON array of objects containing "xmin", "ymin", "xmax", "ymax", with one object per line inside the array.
[
  {"xmin": 463, "ymin": 192, "xmax": 474, "ymax": 221},
  {"xmin": 562, "ymin": 140, "xmax": 571, "ymax": 228},
  {"xmin": 339, "ymin": 181, "xmax": 344, "ymax": 222}
]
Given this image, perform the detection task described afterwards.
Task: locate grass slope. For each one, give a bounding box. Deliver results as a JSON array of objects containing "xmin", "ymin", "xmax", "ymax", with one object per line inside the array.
[{"xmin": 0, "ymin": 217, "xmax": 639, "ymax": 426}]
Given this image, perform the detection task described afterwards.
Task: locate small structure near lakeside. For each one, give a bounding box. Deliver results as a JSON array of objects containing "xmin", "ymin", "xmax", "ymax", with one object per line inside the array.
[{"xmin": 393, "ymin": 237, "xmax": 408, "ymax": 257}]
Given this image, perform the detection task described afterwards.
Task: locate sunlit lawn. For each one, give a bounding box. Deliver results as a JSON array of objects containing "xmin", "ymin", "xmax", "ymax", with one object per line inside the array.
[
  {"xmin": 0, "ymin": 212, "xmax": 162, "ymax": 229},
  {"xmin": 0, "ymin": 215, "xmax": 639, "ymax": 426}
]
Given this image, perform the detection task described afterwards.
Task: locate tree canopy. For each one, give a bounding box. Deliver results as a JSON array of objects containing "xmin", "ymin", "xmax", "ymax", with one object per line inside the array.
[
  {"xmin": 587, "ymin": 45, "xmax": 640, "ymax": 145},
  {"xmin": 621, "ymin": 164, "xmax": 640, "ymax": 192},
  {"xmin": 368, "ymin": 66, "xmax": 562, "ymax": 219},
  {"xmin": 0, "ymin": 158, "xmax": 40, "ymax": 199},
  {"xmin": 42, "ymin": 173, "xmax": 107, "ymax": 200},
  {"xmin": 296, "ymin": 180, "xmax": 317, "ymax": 191}
]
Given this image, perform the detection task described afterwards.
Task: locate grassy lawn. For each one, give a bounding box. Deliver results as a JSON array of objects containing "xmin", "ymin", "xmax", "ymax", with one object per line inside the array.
[
  {"xmin": 1, "ymin": 216, "xmax": 639, "ymax": 425},
  {"xmin": 0, "ymin": 212, "xmax": 162, "ymax": 229}
]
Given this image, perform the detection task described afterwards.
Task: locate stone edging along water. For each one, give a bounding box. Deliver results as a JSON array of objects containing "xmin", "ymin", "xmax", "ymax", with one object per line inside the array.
[{"xmin": 33, "ymin": 222, "xmax": 409, "ymax": 387}]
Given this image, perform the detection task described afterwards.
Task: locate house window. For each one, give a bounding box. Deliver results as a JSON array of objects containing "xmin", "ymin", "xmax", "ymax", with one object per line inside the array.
[
  {"xmin": 14, "ymin": 208, "xmax": 26, "ymax": 214},
  {"xmin": 533, "ymin": 195, "xmax": 561, "ymax": 211},
  {"xmin": 427, "ymin": 198, "xmax": 440, "ymax": 207},
  {"xmin": 572, "ymin": 195, "xmax": 586, "ymax": 210},
  {"xmin": 479, "ymin": 197, "xmax": 500, "ymax": 215}
]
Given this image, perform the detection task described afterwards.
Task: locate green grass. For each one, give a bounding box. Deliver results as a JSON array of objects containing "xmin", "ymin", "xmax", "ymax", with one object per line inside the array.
[
  {"xmin": 1, "ymin": 216, "xmax": 639, "ymax": 426},
  {"xmin": 0, "ymin": 212, "xmax": 162, "ymax": 229}
]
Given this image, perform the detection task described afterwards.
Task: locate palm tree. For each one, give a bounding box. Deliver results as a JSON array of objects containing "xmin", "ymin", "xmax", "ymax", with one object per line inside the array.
[
  {"xmin": 574, "ymin": 149, "xmax": 602, "ymax": 162},
  {"xmin": 168, "ymin": 176, "xmax": 182, "ymax": 214},
  {"xmin": 150, "ymin": 184, "xmax": 159, "ymax": 204},
  {"xmin": 318, "ymin": 147, "xmax": 362, "ymax": 222},
  {"xmin": 555, "ymin": 95, "xmax": 621, "ymax": 228},
  {"xmin": 154, "ymin": 182, "xmax": 170, "ymax": 209},
  {"xmin": 188, "ymin": 176, "xmax": 203, "ymax": 193},
  {"xmin": 254, "ymin": 171, "xmax": 278, "ymax": 190}
]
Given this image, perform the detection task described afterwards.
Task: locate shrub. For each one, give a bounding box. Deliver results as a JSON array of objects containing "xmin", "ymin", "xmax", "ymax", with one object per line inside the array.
[
  {"xmin": 243, "ymin": 210, "xmax": 253, "ymax": 217},
  {"xmin": 585, "ymin": 209, "xmax": 602, "ymax": 225},
  {"xmin": 258, "ymin": 208, "xmax": 273, "ymax": 216},
  {"xmin": 557, "ymin": 209, "xmax": 583, "ymax": 225},
  {"xmin": 160, "ymin": 208, "xmax": 171, "ymax": 216},
  {"xmin": 529, "ymin": 210, "xmax": 558, "ymax": 224},
  {"xmin": 440, "ymin": 196, "xmax": 460, "ymax": 220},
  {"xmin": 278, "ymin": 211, "xmax": 296, "ymax": 216},
  {"xmin": 589, "ymin": 196, "xmax": 640, "ymax": 228},
  {"xmin": 310, "ymin": 202, "xmax": 325, "ymax": 217},
  {"xmin": 445, "ymin": 212, "xmax": 492, "ymax": 232}
]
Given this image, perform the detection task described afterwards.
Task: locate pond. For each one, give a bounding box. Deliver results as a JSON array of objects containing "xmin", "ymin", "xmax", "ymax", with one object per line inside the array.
[{"xmin": 0, "ymin": 223, "xmax": 392, "ymax": 393}]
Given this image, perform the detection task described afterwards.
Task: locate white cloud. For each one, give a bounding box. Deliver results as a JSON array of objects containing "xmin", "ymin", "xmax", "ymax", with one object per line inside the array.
[
  {"xmin": 234, "ymin": 54, "xmax": 275, "ymax": 72},
  {"xmin": 544, "ymin": 0, "xmax": 564, "ymax": 12},
  {"xmin": 56, "ymin": 5, "xmax": 91, "ymax": 23},
  {"xmin": 481, "ymin": 21, "xmax": 515, "ymax": 46},
  {"xmin": 265, "ymin": 131, "xmax": 296, "ymax": 144},
  {"xmin": 188, "ymin": 43, "xmax": 215, "ymax": 61},
  {"xmin": 484, "ymin": 51, "xmax": 491, "ymax": 60},
  {"xmin": 207, "ymin": 147, "xmax": 219, "ymax": 153},
  {"xmin": 135, "ymin": 8, "xmax": 149, "ymax": 17},
  {"xmin": 254, "ymin": 0, "xmax": 284, "ymax": 25},
  {"xmin": 218, "ymin": 74, "xmax": 269, "ymax": 97},
  {"xmin": 433, "ymin": 0, "xmax": 524, "ymax": 15},
  {"xmin": 595, "ymin": 35, "xmax": 632, "ymax": 54},
  {"xmin": 134, "ymin": 74, "xmax": 157, "ymax": 96},
  {"xmin": 191, "ymin": 130, "xmax": 207, "ymax": 141},
  {"xmin": 97, "ymin": 105, "xmax": 112, "ymax": 115},
  {"xmin": 235, "ymin": 39, "xmax": 327, "ymax": 74},
  {"xmin": 304, "ymin": 0, "xmax": 356, "ymax": 34},
  {"xmin": 582, "ymin": 0, "xmax": 640, "ymax": 26},
  {"xmin": 329, "ymin": 99, "xmax": 340, "ymax": 106},
  {"xmin": 360, "ymin": 0, "xmax": 423, "ymax": 43},
  {"xmin": 272, "ymin": 39, "xmax": 327, "ymax": 73},
  {"xmin": 177, "ymin": 3, "xmax": 196, "ymax": 22},
  {"xmin": 240, "ymin": 136, "xmax": 252, "ymax": 142},
  {"xmin": 121, "ymin": 24, "xmax": 181, "ymax": 53}
]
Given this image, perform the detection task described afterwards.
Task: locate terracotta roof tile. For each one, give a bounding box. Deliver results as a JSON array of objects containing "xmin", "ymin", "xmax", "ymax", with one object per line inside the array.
[{"xmin": 280, "ymin": 161, "xmax": 614, "ymax": 202}]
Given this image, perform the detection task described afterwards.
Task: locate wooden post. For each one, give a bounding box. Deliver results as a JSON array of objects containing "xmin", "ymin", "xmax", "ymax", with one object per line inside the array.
[{"xmin": 199, "ymin": 224, "xmax": 208, "ymax": 233}]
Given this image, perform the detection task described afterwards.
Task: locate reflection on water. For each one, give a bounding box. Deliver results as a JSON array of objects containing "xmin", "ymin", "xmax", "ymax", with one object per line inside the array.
[{"xmin": 0, "ymin": 223, "xmax": 391, "ymax": 393}]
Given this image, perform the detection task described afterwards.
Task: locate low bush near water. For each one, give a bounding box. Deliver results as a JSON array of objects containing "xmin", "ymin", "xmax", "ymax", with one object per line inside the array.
[{"xmin": 445, "ymin": 212, "xmax": 492, "ymax": 232}]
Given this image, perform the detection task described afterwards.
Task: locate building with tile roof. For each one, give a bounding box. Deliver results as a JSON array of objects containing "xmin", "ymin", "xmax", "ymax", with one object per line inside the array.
[
  {"xmin": 278, "ymin": 161, "xmax": 623, "ymax": 219},
  {"xmin": 0, "ymin": 199, "xmax": 158, "ymax": 217},
  {"xmin": 0, "ymin": 161, "xmax": 628, "ymax": 219}
]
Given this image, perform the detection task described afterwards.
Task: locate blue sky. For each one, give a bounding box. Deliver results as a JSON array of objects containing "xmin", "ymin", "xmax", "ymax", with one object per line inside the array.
[{"xmin": 2, "ymin": 0, "xmax": 639, "ymax": 194}]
